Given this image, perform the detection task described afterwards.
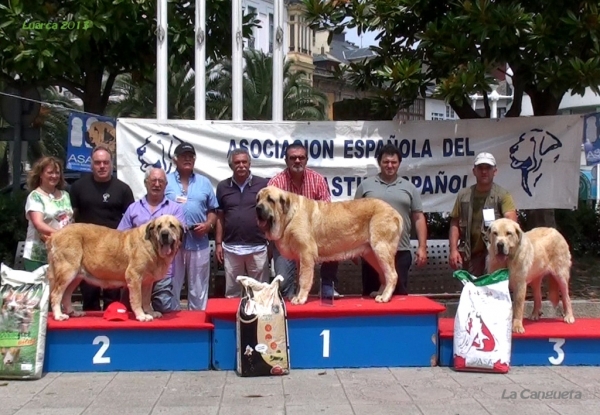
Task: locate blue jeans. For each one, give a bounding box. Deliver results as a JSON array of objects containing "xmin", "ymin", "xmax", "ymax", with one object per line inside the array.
[
  {"xmin": 361, "ymin": 250, "xmax": 412, "ymax": 296},
  {"xmin": 120, "ymin": 277, "xmax": 174, "ymax": 313},
  {"xmin": 272, "ymin": 246, "xmax": 339, "ymax": 299}
]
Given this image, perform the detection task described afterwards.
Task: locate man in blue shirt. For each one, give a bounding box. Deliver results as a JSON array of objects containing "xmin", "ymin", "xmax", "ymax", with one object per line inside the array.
[
  {"xmin": 165, "ymin": 143, "xmax": 219, "ymax": 310},
  {"xmin": 117, "ymin": 167, "xmax": 186, "ymax": 314}
]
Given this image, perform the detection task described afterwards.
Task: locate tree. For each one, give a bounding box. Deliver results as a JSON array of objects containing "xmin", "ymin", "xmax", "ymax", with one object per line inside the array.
[
  {"xmin": 304, "ymin": 0, "xmax": 600, "ymax": 119},
  {"xmin": 207, "ymin": 49, "xmax": 329, "ymax": 120},
  {"xmin": 109, "ymin": 50, "xmax": 329, "ymax": 121},
  {"xmin": 304, "ymin": 0, "xmax": 600, "ymax": 226},
  {"xmin": 0, "ymin": 0, "xmax": 257, "ymax": 114}
]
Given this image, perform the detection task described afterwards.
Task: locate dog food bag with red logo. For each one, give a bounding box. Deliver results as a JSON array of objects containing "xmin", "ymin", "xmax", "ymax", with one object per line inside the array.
[
  {"xmin": 0, "ymin": 263, "xmax": 50, "ymax": 380},
  {"xmin": 453, "ymin": 268, "xmax": 512, "ymax": 373},
  {"xmin": 236, "ymin": 275, "xmax": 290, "ymax": 377}
]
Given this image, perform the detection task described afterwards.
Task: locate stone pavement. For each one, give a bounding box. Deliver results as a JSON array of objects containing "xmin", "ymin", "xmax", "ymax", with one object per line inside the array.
[{"xmin": 1, "ymin": 366, "xmax": 599, "ymax": 414}]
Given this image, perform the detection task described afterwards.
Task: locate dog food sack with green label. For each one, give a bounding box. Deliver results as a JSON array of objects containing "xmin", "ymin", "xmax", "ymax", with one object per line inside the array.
[
  {"xmin": 453, "ymin": 268, "xmax": 512, "ymax": 374},
  {"xmin": 0, "ymin": 263, "xmax": 50, "ymax": 380},
  {"xmin": 236, "ymin": 275, "xmax": 290, "ymax": 377}
]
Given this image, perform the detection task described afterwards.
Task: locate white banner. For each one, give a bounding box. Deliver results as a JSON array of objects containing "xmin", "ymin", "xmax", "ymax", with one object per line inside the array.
[{"xmin": 116, "ymin": 115, "xmax": 583, "ymax": 212}]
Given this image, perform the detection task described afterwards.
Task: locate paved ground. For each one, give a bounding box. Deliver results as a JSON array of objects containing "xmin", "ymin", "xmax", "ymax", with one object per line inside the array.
[{"xmin": 1, "ymin": 366, "xmax": 599, "ymax": 414}]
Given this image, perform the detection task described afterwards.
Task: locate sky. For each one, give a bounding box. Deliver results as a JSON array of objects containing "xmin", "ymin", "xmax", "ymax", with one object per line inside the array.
[{"xmin": 344, "ymin": 27, "xmax": 381, "ymax": 48}]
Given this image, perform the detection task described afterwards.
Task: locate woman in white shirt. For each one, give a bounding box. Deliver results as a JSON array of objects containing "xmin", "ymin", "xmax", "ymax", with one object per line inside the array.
[{"xmin": 23, "ymin": 157, "xmax": 74, "ymax": 271}]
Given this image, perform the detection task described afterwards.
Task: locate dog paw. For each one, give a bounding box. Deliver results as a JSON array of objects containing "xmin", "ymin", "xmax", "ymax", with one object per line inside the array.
[
  {"xmin": 529, "ymin": 310, "xmax": 543, "ymax": 321},
  {"xmin": 564, "ymin": 314, "xmax": 575, "ymax": 324},
  {"xmin": 512, "ymin": 320, "xmax": 525, "ymax": 334},
  {"xmin": 136, "ymin": 314, "xmax": 154, "ymax": 322},
  {"xmin": 54, "ymin": 313, "xmax": 70, "ymax": 321},
  {"xmin": 374, "ymin": 294, "xmax": 391, "ymax": 303},
  {"xmin": 290, "ymin": 296, "xmax": 307, "ymax": 305}
]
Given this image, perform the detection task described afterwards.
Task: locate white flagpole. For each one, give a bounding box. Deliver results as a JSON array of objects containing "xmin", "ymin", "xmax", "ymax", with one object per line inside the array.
[
  {"xmin": 195, "ymin": 0, "xmax": 206, "ymax": 120},
  {"xmin": 156, "ymin": 0, "xmax": 168, "ymax": 120},
  {"xmin": 231, "ymin": 0, "xmax": 243, "ymax": 121},
  {"xmin": 272, "ymin": 0, "xmax": 284, "ymax": 121}
]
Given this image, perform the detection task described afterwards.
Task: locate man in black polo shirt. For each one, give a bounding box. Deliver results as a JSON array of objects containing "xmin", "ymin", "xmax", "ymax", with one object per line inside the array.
[
  {"xmin": 215, "ymin": 148, "xmax": 270, "ymax": 297},
  {"xmin": 69, "ymin": 145, "xmax": 135, "ymax": 311}
]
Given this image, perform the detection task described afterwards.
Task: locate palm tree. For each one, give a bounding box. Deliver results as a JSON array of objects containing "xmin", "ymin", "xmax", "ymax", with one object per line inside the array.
[
  {"xmin": 207, "ymin": 49, "xmax": 329, "ymax": 121},
  {"xmin": 107, "ymin": 50, "xmax": 328, "ymax": 121}
]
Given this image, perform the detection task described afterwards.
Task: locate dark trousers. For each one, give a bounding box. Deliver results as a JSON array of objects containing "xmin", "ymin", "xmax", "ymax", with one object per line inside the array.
[
  {"xmin": 79, "ymin": 280, "xmax": 121, "ymax": 311},
  {"xmin": 361, "ymin": 250, "xmax": 412, "ymax": 296}
]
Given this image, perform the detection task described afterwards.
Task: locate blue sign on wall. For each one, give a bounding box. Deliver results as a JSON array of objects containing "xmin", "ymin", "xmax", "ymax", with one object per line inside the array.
[{"xmin": 66, "ymin": 112, "xmax": 116, "ymax": 172}]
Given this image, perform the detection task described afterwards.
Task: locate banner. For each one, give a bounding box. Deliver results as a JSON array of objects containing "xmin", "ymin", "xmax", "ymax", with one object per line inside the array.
[
  {"xmin": 583, "ymin": 112, "xmax": 600, "ymax": 166},
  {"xmin": 116, "ymin": 115, "xmax": 583, "ymax": 213},
  {"xmin": 66, "ymin": 112, "xmax": 116, "ymax": 172}
]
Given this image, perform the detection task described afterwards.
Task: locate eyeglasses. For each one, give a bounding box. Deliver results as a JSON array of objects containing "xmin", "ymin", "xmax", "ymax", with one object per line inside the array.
[
  {"xmin": 288, "ymin": 155, "xmax": 307, "ymax": 161},
  {"xmin": 147, "ymin": 179, "xmax": 166, "ymax": 184}
]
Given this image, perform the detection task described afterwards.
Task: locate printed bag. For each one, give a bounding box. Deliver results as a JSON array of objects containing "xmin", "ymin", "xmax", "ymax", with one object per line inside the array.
[
  {"xmin": 453, "ymin": 268, "xmax": 512, "ymax": 374},
  {"xmin": 0, "ymin": 263, "xmax": 50, "ymax": 380},
  {"xmin": 236, "ymin": 275, "xmax": 290, "ymax": 377}
]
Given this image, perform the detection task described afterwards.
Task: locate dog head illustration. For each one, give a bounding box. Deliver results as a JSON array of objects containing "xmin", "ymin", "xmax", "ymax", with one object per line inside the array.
[
  {"xmin": 509, "ymin": 128, "xmax": 562, "ymax": 197},
  {"xmin": 136, "ymin": 132, "xmax": 184, "ymax": 173},
  {"xmin": 86, "ymin": 121, "xmax": 116, "ymax": 156}
]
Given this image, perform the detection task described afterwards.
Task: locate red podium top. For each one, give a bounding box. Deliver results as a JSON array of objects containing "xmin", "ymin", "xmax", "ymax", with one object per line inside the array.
[
  {"xmin": 439, "ymin": 317, "xmax": 600, "ymax": 339},
  {"xmin": 47, "ymin": 311, "xmax": 214, "ymax": 331},
  {"xmin": 206, "ymin": 295, "xmax": 446, "ymax": 321}
]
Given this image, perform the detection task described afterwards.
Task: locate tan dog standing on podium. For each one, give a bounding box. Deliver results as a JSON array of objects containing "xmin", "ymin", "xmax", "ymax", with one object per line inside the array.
[
  {"xmin": 486, "ymin": 218, "xmax": 575, "ymax": 333},
  {"xmin": 47, "ymin": 215, "xmax": 184, "ymax": 322},
  {"xmin": 256, "ymin": 186, "xmax": 403, "ymax": 305}
]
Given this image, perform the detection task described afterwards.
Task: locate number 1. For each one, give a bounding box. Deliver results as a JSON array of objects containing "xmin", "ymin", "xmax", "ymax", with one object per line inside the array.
[{"xmin": 320, "ymin": 329, "xmax": 330, "ymax": 358}]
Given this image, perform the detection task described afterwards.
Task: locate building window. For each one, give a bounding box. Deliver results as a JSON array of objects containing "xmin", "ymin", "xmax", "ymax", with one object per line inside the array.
[
  {"xmin": 289, "ymin": 23, "xmax": 295, "ymax": 52},
  {"xmin": 269, "ymin": 13, "xmax": 274, "ymax": 53},
  {"xmin": 313, "ymin": 31, "xmax": 316, "ymax": 47},
  {"xmin": 445, "ymin": 105, "xmax": 455, "ymax": 119},
  {"xmin": 431, "ymin": 112, "xmax": 445, "ymax": 120}
]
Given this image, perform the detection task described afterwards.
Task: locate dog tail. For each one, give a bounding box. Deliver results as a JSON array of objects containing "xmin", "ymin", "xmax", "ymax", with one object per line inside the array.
[{"xmin": 547, "ymin": 276, "xmax": 560, "ymax": 308}]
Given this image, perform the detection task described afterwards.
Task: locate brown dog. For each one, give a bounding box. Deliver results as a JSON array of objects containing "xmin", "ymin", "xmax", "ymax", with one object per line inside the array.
[
  {"xmin": 486, "ymin": 218, "xmax": 575, "ymax": 333},
  {"xmin": 256, "ymin": 186, "xmax": 403, "ymax": 305},
  {"xmin": 47, "ymin": 215, "xmax": 184, "ymax": 322}
]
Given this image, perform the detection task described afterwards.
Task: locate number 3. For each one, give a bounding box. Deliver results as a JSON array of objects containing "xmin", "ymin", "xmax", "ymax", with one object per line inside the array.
[
  {"xmin": 93, "ymin": 335, "xmax": 111, "ymax": 364},
  {"xmin": 548, "ymin": 338, "xmax": 565, "ymax": 365}
]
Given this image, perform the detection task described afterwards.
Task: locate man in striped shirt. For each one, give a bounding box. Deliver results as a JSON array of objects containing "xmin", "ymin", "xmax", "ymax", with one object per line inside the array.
[{"xmin": 268, "ymin": 143, "xmax": 340, "ymax": 299}]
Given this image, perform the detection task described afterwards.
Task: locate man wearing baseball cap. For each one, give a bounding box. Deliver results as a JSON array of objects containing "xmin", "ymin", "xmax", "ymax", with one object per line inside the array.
[
  {"xmin": 165, "ymin": 142, "xmax": 219, "ymax": 311},
  {"xmin": 448, "ymin": 152, "xmax": 517, "ymax": 276}
]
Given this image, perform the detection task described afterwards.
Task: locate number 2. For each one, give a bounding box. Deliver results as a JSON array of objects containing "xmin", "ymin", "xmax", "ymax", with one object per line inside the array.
[
  {"xmin": 320, "ymin": 329, "xmax": 330, "ymax": 358},
  {"xmin": 93, "ymin": 335, "xmax": 111, "ymax": 364},
  {"xmin": 548, "ymin": 338, "xmax": 565, "ymax": 365}
]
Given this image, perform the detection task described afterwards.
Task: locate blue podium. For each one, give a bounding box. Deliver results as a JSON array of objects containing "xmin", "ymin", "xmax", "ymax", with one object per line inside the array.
[
  {"xmin": 439, "ymin": 317, "xmax": 600, "ymax": 367},
  {"xmin": 206, "ymin": 296, "xmax": 446, "ymax": 370},
  {"xmin": 45, "ymin": 311, "xmax": 213, "ymax": 372}
]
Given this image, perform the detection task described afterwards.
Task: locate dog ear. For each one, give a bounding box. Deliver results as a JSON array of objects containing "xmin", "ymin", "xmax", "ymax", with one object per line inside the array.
[
  {"xmin": 279, "ymin": 196, "xmax": 290, "ymax": 215},
  {"xmin": 539, "ymin": 130, "xmax": 562, "ymax": 155},
  {"xmin": 515, "ymin": 224, "xmax": 523, "ymax": 244},
  {"xmin": 145, "ymin": 223, "xmax": 155, "ymax": 240},
  {"xmin": 178, "ymin": 223, "xmax": 185, "ymax": 243}
]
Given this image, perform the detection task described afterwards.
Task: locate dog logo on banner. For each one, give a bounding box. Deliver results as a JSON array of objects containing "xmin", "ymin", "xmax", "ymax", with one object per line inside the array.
[
  {"xmin": 509, "ymin": 128, "xmax": 563, "ymax": 197},
  {"xmin": 136, "ymin": 132, "xmax": 184, "ymax": 173}
]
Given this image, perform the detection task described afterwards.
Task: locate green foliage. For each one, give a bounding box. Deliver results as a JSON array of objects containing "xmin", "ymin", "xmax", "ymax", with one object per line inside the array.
[
  {"xmin": 0, "ymin": 0, "xmax": 258, "ymax": 114},
  {"xmin": 303, "ymin": 0, "xmax": 600, "ymax": 117},
  {"xmin": 0, "ymin": 191, "xmax": 28, "ymax": 267},
  {"xmin": 556, "ymin": 203, "xmax": 600, "ymax": 258}
]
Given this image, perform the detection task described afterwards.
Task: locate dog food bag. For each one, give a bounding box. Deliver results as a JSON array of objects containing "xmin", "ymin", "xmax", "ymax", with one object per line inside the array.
[
  {"xmin": 0, "ymin": 263, "xmax": 50, "ymax": 380},
  {"xmin": 236, "ymin": 275, "xmax": 290, "ymax": 377},
  {"xmin": 453, "ymin": 268, "xmax": 512, "ymax": 374}
]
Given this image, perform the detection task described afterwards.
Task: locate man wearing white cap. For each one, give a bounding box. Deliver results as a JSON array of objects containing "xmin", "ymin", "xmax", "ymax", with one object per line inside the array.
[{"xmin": 448, "ymin": 152, "xmax": 517, "ymax": 276}]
